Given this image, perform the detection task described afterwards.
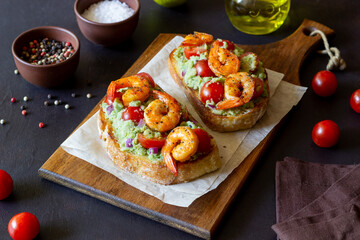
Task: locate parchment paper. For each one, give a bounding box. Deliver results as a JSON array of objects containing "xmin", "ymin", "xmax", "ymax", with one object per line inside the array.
[{"xmin": 61, "ymin": 36, "xmax": 307, "ymax": 207}]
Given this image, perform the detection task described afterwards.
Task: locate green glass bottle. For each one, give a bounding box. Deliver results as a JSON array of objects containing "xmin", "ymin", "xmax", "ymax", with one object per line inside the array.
[{"xmin": 225, "ymin": 0, "xmax": 290, "ymax": 35}]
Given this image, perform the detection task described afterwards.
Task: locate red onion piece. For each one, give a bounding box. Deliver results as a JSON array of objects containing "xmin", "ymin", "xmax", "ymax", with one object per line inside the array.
[
  {"xmin": 106, "ymin": 104, "xmax": 114, "ymax": 115},
  {"xmin": 125, "ymin": 138, "xmax": 133, "ymax": 148},
  {"xmin": 149, "ymin": 147, "xmax": 158, "ymax": 155},
  {"xmin": 137, "ymin": 118, "xmax": 145, "ymax": 127},
  {"xmin": 182, "ymin": 70, "xmax": 186, "ymax": 77},
  {"xmin": 208, "ymin": 104, "xmax": 215, "ymax": 109}
]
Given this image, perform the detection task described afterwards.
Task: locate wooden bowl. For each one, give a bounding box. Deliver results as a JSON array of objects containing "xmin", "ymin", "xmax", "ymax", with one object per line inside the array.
[
  {"xmin": 12, "ymin": 26, "xmax": 80, "ymax": 88},
  {"xmin": 74, "ymin": 0, "xmax": 140, "ymax": 46}
]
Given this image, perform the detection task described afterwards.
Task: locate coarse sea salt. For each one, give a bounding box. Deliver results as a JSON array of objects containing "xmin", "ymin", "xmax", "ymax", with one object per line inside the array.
[{"xmin": 82, "ymin": 0, "xmax": 135, "ymax": 24}]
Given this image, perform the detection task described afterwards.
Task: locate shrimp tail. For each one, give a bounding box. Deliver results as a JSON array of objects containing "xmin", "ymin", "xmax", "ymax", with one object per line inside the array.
[
  {"xmin": 164, "ymin": 152, "xmax": 178, "ymax": 176},
  {"xmin": 216, "ymin": 98, "xmax": 244, "ymax": 110}
]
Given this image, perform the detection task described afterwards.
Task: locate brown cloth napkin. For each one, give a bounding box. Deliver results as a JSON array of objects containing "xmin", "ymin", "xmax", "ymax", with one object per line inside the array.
[{"xmin": 272, "ymin": 157, "xmax": 360, "ymax": 240}]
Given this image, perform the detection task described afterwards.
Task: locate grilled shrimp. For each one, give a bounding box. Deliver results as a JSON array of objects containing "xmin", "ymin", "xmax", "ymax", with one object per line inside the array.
[
  {"xmin": 208, "ymin": 39, "xmax": 240, "ymax": 77},
  {"xmin": 162, "ymin": 126, "xmax": 199, "ymax": 175},
  {"xmin": 107, "ymin": 76, "xmax": 151, "ymax": 106},
  {"xmin": 216, "ymin": 72, "xmax": 255, "ymax": 110},
  {"xmin": 181, "ymin": 32, "xmax": 213, "ymax": 46},
  {"xmin": 144, "ymin": 90, "xmax": 181, "ymax": 132}
]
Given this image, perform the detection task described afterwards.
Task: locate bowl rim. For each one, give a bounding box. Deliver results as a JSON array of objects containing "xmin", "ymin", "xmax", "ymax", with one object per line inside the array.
[
  {"xmin": 74, "ymin": 0, "xmax": 140, "ymax": 26},
  {"xmin": 11, "ymin": 26, "xmax": 80, "ymax": 69}
]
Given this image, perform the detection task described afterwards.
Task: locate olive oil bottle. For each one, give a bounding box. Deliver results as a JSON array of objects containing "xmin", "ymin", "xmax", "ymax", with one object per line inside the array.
[{"xmin": 225, "ymin": 0, "xmax": 290, "ymax": 35}]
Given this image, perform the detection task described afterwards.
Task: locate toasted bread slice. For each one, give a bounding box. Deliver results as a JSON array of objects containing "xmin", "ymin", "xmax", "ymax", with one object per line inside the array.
[
  {"xmin": 168, "ymin": 49, "xmax": 270, "ymax": 132},
  {"xmin": 98, "ymin": 99, "xmax": 221, "ymax": 185}
]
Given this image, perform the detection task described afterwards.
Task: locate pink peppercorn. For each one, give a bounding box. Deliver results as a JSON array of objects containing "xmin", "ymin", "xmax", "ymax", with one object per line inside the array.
[
  {"xmin": 11, "ymin": 97, "xmax": 16, "ymax": 103},
  {"xmin": 39, "ymin": 122, "xmax": 45, "ymax": 128},
  {"xmin": 21, "ymin": 110, "xmax": 27, "ymax": 116},
  {"xmin": 65, "ymin": 42, "xmax": 71, "ymax": 46}
]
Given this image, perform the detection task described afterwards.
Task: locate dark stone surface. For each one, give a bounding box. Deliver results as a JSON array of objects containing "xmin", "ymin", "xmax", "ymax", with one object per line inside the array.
[{"xmin": 0, "ymin": 0, "xmax": 359, "ymax": 239}]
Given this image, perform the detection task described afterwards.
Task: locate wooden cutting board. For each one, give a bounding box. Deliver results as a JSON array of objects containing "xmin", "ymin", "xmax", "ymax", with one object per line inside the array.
[{"xmin": 39, "ymin": 19, "xmax": 334, "ymax": 239}]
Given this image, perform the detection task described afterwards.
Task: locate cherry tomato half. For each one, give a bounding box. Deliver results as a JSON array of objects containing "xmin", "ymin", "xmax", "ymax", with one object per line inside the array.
[
  {"xmin": 8, "ymin": 212, "xmax": 40, "ymax": 240},
  {"xmin": 195, "ymin": 60, "xmax": 216, "ymax": 77},
  {"xmin": 138, "ymin": 133, "xmax": 166, "ymax": 149},
  {"xmin": 219, "ymin": 40, "xmax": 235, "ymax": 51},
  {"xmin": 122, "ymin": 106, "xmax": 144, "ymax": 124},
  {"xmin": 0, "ymin": 169, "xmax": 13, "ymax": 200},
  {"xmin": 184, "ymin": 47, "xmax": 207, "ymax": 59},
  {"xmin": 312, "ymin": 120, "xmax": 340, "ymax": 148},
  {"xmin": 136, "ymin": 72, "xmax": 155, "ymax": 88},
  {"xmin": 252, "ymin": 77, "xmax": 264, "ymax": 100},
  {"xmin": 350, "ymin": 89, "xmax": 360, "ymax": 113},
  {"xmin": 200, "ymin": 81, "xmax": 224, "ymax": 104},
  {"xmin": 312, "ymin": 70, "xmax": 338, "ymax": 97},
  {"xmin": 193, "ymin": 128, "xmax": 212, "ymax": 154}
]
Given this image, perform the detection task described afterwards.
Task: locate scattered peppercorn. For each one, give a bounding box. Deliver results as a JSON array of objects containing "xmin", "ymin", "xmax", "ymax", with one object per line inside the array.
[
  {"xmin": 65, "ymin": 104, "xmax": 70, "ymax": 109},
  {"xmin": 23, "ymin": 96, "xmax": 29, "ymax": 102},
  {"xmin": 20, "ymin": 105, "xmax": 26, "ymax": 110},
  {"xmin": 86, "ymin": 93, "xmax": 92, "ymax": 99},
  {"xmin": 71, "ymin": 93, "xmax": 76, "ymax": 98},
  {"xmin": 14, "ymin": 69, "xmax": 19, "ymax": 75},
  {"xmin": 39, "ymin": 122, "xmax": 45, "ymax": 128},
  {"xmin": 11, "ymin": 98, "xmax": 16, "ymax": 103},
  {"xmin": 0, "ymin": 119, "xmax": 5, "ymax": 125},
  {"xmin": 54, "ymin": 100, "xmax": 59, "ymax": 105},
  {"xmin": 44, "ymin": 101, "xmax": 50, "ymax": 106},
  {"xmin": 21, "ymin": 110, "xmax": 27, "ymax": 116},
  {"xmin": 20, "ymin": 38, "xmax": 75, "ymax": 65}
]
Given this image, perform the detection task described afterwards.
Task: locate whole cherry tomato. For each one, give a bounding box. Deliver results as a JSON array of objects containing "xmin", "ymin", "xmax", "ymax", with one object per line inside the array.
[
  {"xmin": 195, "ymin": 60, "xmax": 216, "ymax": 77},
  {"xmin": 138, "ymin": 133, "xmax": 166, "ymax": 149},
  {"xmin": 350, "ymin": 89, "xmax": 360, "ymax": 113},
  {"xmin": 312, "ymin": 120, "xmax": 340, "ymax": 148},
  {"xmin": 312, "ymin": 70, "xmax": 338, "ymax": 97},
  {"xmin": 122, "ymin": 106, "xmax": 144, "ymax": 124},
  {"xmin": 136, "ymin": 72, "xmax": 155, "ymax": 88},
  {"xmin": 0, "ymin": 169, "xmax": 13, "ymax": 200},
  {"xmin": 184, "ymin": 47, "xmax": 207, "ymax": 59},
  {"xmin": 193, "ymin": 128, "xmax": 212, "ymax": 154},
  {"xmin": 200, "ymin": 81, "xmax": 224, "ymax": 104},
  {"xmin": 8, "ymin": 212, "xmax": 40, "ymax": 240}
]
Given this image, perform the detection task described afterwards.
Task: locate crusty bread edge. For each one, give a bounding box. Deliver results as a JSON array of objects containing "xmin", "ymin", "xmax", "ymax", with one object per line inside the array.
[
  {"xmin": 97, "ymin": 104, "xmax": 221, "ymax": 185},
  {"xmin": 168, "ymin": 49, "xmax": 270, "ymax": 132}
]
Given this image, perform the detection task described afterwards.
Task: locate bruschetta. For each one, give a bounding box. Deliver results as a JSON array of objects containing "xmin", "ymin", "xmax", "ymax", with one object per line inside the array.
[
  {"xmin": 168, "ymin": 32, "xmax": 270, "ymax": 132},
  {"xmin": 97, "ymin": 73, "xmax": 220, "ymax": 185}
]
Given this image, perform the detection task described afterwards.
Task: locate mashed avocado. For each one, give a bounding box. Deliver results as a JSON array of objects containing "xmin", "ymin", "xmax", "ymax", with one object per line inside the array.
[
  {"xmin": 102, "ymin": 100, "xmax": 163, "ymax": 163},
  {"xmin": 174, "ymin": 40, "xmax": 267, "ymax": 116}
]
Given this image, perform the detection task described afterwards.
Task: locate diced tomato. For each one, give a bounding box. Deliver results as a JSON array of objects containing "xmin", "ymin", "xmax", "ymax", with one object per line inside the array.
[
  {"xmin": 195, "ymin": 60, "xmax": 216, "ymax": 77},
  {"xmin": 122, "ymin": 106, "xmax": 144, "ymax": 124},
  {"xmin": 200, "ymin": 81, "xmax": 224, "ymax": 104},
  {"xmin": 252, "ymin": 77, "xmax": 264, "ymax": 100},
  {"xmin": 219, "ymin": 40, "xmax": 235, "ymax": 51},
  {"xmin": 184, "ymin": 47, "xmax": 207, "ymax": 59},
  {"xmin": 138, "ymin": 133, "xmax": 166, "ymax": 149},
  {"xmin": 193, "ymin": 128, "xmax": 212, "ymax": 154}
]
